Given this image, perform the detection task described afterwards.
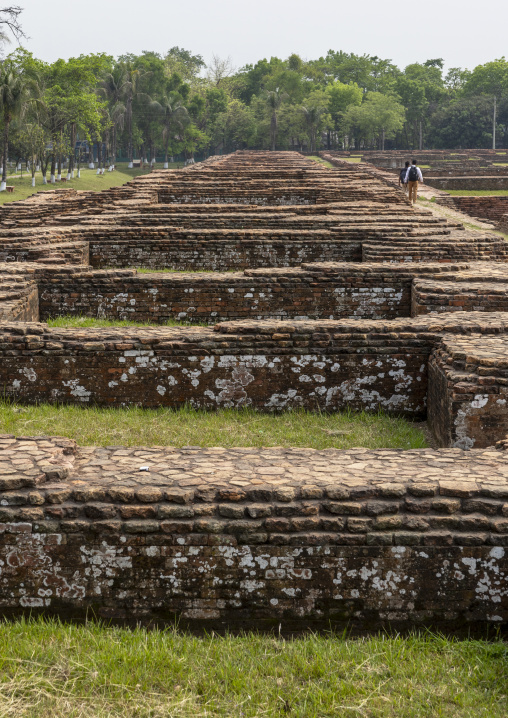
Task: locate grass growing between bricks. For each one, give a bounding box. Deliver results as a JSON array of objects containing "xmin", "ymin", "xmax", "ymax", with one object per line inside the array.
[
  {"xmin": 308, "ymin": 156, "xmax": 333, "ymax": 168},
  {"xmin": 447, "ymin": 190, "xmax": 508, "ymax": 196},
  {"xmin": 135, "ymin": 267, "xmax": 239, "ymax": 274},
  {"xmin": 0, "ymin": 403, "xmax": 427, "ymax": 449},
  {"xmin": 46, "ymin": 315, "xmax": 207, "ymax": 329},
  {"xmin": 0, "ymin": 619, "xmax": 505, "ymax": 718}
]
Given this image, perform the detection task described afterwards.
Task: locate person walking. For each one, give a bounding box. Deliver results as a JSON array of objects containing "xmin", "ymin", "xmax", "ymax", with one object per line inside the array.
[
  {"xmin": 405, "ymin": 159, "xmax": 423, "ymax": 205},
  {"xmin": 399, "ymin": 161, "xmax": 410, "ymax": 194}
]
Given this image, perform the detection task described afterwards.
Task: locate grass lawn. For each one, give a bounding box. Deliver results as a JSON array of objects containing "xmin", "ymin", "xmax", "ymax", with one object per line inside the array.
[
  {"xmin": 0, "ymin": 401, "xmax": 427, "ymax": 450},
  {"xmin": 0, "ymin": 162, "xmax": 185, "ymax": 205},
  {"xmin": 0, "ymin": 620, "xmax": 504, "ymax": 718},
  {"xmin": 446, "ymin": 189, "xmax": 508, "ymax": 196}
]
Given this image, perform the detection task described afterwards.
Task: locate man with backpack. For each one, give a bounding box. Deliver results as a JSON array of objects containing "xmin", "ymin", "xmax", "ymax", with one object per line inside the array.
[
  {"xmin": 399, "ymin": 161, "xmax": 410, "ymax": 193},
  {"xmin": 404, "ymin": 159, "xmax": 423, "ymax": 205}
]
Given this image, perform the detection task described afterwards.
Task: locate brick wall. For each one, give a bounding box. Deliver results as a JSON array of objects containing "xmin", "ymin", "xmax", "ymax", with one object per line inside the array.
[
  {"xmin": 427, "ymin": 177, "xmax": 508, "ymax": 191},
  {"xmin": 38, "ymin": 263, "xmax": 468, "ymax": 324},
  {"xmin": 88, "ymin": 232, "xmax": 363, "ymax": 269},
  {"xmin": 4, "ymin": 313, "xmax": 508, "ymax": 418},
  {"xmin": 412, "ymin": 278, "xmax": 508, "ymax": 315},
  {"xmin": 428, "ymin": 336, "xmax": 508, "ymax": 448},
  {"xmin": 0, "ymin": 435, "xmax": 506, "ymax": 631},
  {"xmin": 435, "ymin": 196, "xmax": 508, "ymax": 224},
  {"xmin": 0, "ymin": 282, "xmax": 39, "ymax": 321}
]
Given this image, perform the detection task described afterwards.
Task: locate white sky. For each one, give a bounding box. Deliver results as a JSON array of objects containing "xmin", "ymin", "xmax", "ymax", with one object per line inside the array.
[{"xmin": 12, "ymin": 0, "xmax": 508, "ymax": 73}]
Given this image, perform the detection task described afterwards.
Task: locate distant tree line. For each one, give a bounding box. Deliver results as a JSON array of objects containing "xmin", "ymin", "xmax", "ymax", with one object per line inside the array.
[{"xmin": 0, "ymin": 42, "xmax": 508, "ymax": 189}]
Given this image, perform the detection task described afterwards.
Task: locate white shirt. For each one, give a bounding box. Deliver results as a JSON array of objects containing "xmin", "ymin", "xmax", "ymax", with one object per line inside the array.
[{"xmin": 404, "ymin": 166, "xmax": 423, "ymax": 183}]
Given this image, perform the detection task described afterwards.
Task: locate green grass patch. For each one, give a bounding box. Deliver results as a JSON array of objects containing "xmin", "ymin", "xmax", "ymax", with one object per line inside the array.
[
  {"xmin": 46, "ymin": 315, "xmax": 207, "ymax": 329},
  {"xmin": 0, "ymin": 162, "xmax": 185, "ymax": 205},
  {"xmin": 135, "ymin": 267, "xmax": 239, "ymax": 274},
  {"xmin": 446, "ymin": 190, "xmax": 508, "ymax": 196},
  {"xmin": 308, "ymin": 155, "xmax": 333, "ymax": 168},
  {"xmin": 0, "ymin": 401, "xmax": 427, "ymax": 450},
  {"xmin": 0, "ymin": 619, "xmax": 504, "ymax": 718}
]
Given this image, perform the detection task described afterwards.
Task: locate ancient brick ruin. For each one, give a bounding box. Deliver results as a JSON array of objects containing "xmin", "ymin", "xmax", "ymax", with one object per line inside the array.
[
  {"xmin": 325, "ymin": 149, "xmax": 508, "ymax": 230},
  {"xmin": 0, "ymin": 151, "xmax": 507, "ymax": 631}
]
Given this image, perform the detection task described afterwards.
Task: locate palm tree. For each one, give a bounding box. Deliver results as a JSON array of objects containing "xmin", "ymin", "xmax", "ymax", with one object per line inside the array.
[
  {"xmin": 0, "ymin": 60, "xmax": 27, "ymax": 190},
  {"xmin": 301, "ymin": 105, "xmax": 324, "ymax": 153},
  {"xmin": 160, "ymin": 94, "xmax": 189, "ymax": 167},
  {"xmin": 120, "ymin": 63, "xmax": 151, "ymax": 167},
  {"xmin": 266, "ymin": 89, "xmax": 287, "ymax": 151},
  {"xmin": 99, "ymin": 66, "xmax": 129, "ymax": 169}
]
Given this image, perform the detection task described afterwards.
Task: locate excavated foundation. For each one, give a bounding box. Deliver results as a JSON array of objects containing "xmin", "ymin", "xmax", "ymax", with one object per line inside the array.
[{"xmin": 0, "ymin": 151, "xmax": 507, "ymax": 631}]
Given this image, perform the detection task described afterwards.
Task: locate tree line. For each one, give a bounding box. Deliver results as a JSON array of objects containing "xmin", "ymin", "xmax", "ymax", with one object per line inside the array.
[{"xmin": 0, "ymin": 46, "xmax": 508, "ymax": 189}]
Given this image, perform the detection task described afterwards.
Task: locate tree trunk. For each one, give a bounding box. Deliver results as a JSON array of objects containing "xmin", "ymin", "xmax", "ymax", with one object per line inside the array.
[
  {"xmin": 127, "ymin": 94, "xmax": 133, "ymax": 167},
  {"xmin": 164, "ymin": 133, "xmax": 169, "ymax": 169},
  {"xmin": 271, "ymin": 112, "xmax": 277, "ymax": 151},
  {"xmin": 112, "ymin": 125, "xmax": 117, "ymax": 169},
  {"xmin": 0, "ymin": 115, "xmax": 9, "ymax": 190},
  {"xmin": 419, "ymin": 120, "xmax": 423, "ymax": 151},
  {"xmin": 50, "ymin": 147, "xmax": 56, "ymax": 183},
  {"xmin": 493, "ymin": 95, "xmax": 497, "ymax": 150},
  {"xmin": 68, "ymin": 123, "xmax": 76, "ymax": 179},
  {"xmin": 96, "ymin": 136, "xmax": 102, "ymax": 174}
]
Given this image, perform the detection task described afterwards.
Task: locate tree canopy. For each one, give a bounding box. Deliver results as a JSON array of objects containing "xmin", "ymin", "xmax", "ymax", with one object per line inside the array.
[{"xmin": 0, "ymin": 46, "xmax": 507, "ymax": 183}]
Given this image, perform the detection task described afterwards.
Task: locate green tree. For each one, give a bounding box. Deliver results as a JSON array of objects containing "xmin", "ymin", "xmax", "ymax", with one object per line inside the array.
[
  {"xmin": 326, "ymin": 81, "xmax": 362, "ymax": 146},
  {"xmin": 160, "ymin": 94, "xmax": 189, "ymax": 165},
  {"xmin": 266, "ymin": 88, "xmax": 288, "ymax": 150},
  {"xmin": 463, "ymin": 58, "xmax": 508, "ymax": 148},
  {"xmin": 343, "ymin": 92, "xmax": 405, "ymax": 149},
  {"xmin": 0, "ymin": 58, "xmax": 29, "ymax": 190},
  {"xmin": 429, "ymin": 95, "xmax": 502, "ymax": 148}
]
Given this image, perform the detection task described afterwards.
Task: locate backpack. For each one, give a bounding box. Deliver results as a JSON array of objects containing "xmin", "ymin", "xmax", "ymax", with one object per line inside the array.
[
  {"xmin": 399, "ymin": 168, "xmax": 407, "ymax": 182},
  {"xmin": 408, "ymin": 165, "xmax": 419, "ymax": 182}
]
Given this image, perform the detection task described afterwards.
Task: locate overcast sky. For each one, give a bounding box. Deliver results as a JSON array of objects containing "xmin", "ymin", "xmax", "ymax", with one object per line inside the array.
[{"xmin": 12, "ymin": 0, "xmax": 508, "ymax": 73}]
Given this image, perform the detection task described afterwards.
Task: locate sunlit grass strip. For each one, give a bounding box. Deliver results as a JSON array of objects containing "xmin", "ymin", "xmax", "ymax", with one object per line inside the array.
[
  {"xmin": 0, "ymin": 402, "xmax": 427, "ymax": 450},
  {"xmin": 447, "ymin": 189, "xmax": 508, "ymax": 196},
  {"xmin": 0, "ymin": 618, "xmax": 504, "ymax": 718},
  {"xmin": 0, "ymin": 165, "xmax": 156, "ymax": 205},
  {"xmin": 134, "ymin": 267, "xmax": 239, "ymax": 274},
  {"xmin": 307, "ymin": 156, "xmax": 334, "ymax": 168},
  {"xmin": 46, "ymin": 315, "xmax": 207, "ymax": 328}
]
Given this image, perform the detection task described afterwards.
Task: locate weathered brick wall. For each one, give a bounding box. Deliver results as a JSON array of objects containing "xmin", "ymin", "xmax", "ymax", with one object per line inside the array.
[
  {"xmin": 425, "ymin": 167, "xmax": 508, "ymax": 177},
  {"xmin": 428, "ymin": 336, "xmax": 508, "ymax": 449},
  {"xmin": 362, "ymin": 232, "xmax": 508, "ymax": 263},
  {"xmin": 88, "ymin": 232, "xmax": 363, "ymax": 269},
  {"xmin": 435, "ymin": 196, "xmax": 508, "ymax": 224},
  {"xmin": 4, "ymin": 313, "xmax": 508, "ymax": 417},
  {"xmin": 412, "ymin": 278, "xmax": 508, "ymax": 315},
  {"xmin": 0, "ymin": 435, "xmax": 506, "ymax": 631},
  {"xmin": 38, "ymin": 263, "xmax": 468, "ymax": 324},
  {"xmin": 427, "ymin": 177, "xmax": 508, "ymax": 190},
  {"xmin": 0, "ymin": 239, "xmax": 89, "ymax": 266},
  {"xmin": 0, "ymin": 282, "xmax": 38, "ymax": 321},
  {"xmin": 0, "ymin": 319, "xmax": 429, "ymax": 416}
]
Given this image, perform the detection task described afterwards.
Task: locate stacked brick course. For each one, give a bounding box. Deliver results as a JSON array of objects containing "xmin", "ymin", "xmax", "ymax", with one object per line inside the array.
[
  {"xmin": 429, "ymin": 336, "xmax": 508, "ymax": 448},
  {"xmin": 0, "ymin": 434, "xmax": 506, "ymax": 630},
  {"xmin": 435, "ymin": 196, "xmax": 508, "ymax": 225}
]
